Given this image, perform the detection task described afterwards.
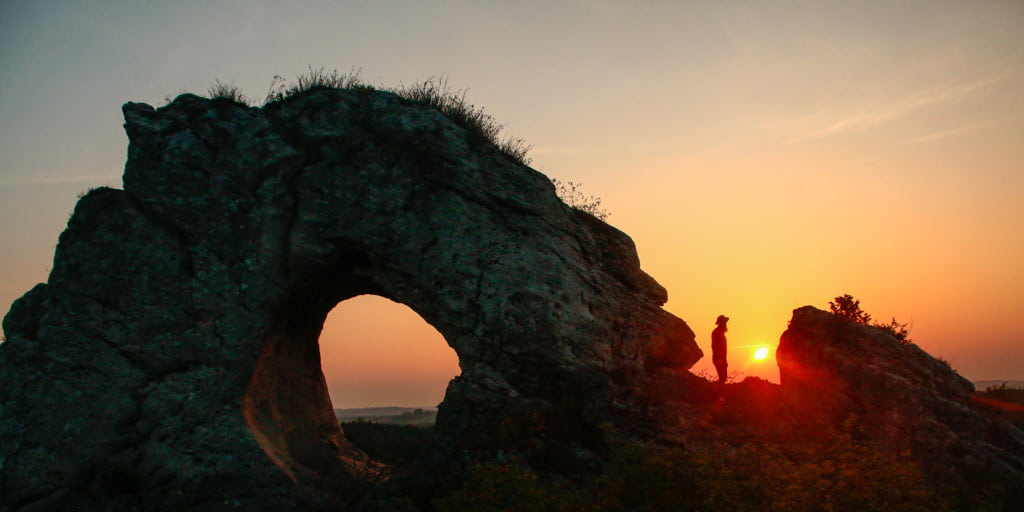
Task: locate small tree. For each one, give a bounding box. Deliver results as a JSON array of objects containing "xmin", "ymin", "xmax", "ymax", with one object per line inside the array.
[
  {"xmin": 829, "ymin": 294, "xmax": 912, "ymax": 344},
  {"xmin": 873, "ymin": 317, "xmax": 911, "ymax": 344},
  {"xmin": 830, "ymin": 294, "xmax": 871, "ymax": 324}
]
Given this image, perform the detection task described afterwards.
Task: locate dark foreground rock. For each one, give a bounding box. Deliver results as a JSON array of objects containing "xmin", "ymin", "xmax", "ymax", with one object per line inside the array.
[
  {"xmin": 637, "ymin": 306, "xmax": 1024, "ymax": 509},
  {"xmin": 0, "ymin": 90, "xmax": 700, "ymax": 511},
  {"xmin": 777, "ymin": 306, "xmax": 1024, "ymax": 497}
]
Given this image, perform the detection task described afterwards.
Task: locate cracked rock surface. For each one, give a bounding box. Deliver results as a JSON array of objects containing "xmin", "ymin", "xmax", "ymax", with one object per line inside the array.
[{"xmin": 0, "ymin": 89, "xmax": 699, "ymax": 510}]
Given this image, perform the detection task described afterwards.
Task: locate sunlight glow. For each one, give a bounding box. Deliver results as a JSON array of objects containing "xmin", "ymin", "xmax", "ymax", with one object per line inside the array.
[{"xmin": 753, "ymin": 347, "xmax": 769, "ymax": 361}]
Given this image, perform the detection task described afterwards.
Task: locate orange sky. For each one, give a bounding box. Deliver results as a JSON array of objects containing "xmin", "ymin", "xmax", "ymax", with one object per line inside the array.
[
  {"xmin": 320, "ymin": 296, "xmax": 457, "ymax": 408},
  {"xmin": 1, "ymin": 1, "xmax": 1022, "ymax": 407}
]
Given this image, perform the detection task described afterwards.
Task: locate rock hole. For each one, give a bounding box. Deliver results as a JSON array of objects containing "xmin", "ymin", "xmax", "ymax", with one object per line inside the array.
[
  {"xmin": 243, "ymin": 293, "xmax": 459, "ymax": 495},
  {"xmin": 321, "ymin": 295, "xmax": 460, "ymax": 410},
  {"xmin": 322, "ymin": 295, "xmax": 459, "ymax": 469}
]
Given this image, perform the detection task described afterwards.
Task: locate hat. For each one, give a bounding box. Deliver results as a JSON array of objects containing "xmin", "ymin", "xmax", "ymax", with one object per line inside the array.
[{"xmin": 716, "ymin": 315, "xmax": 729, "ymax": 325}]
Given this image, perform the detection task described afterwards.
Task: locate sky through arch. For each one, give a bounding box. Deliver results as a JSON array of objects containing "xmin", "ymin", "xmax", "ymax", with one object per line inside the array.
[{"xmin": 320, "ymin": 295, "xmax": 460, "ymax": 409}]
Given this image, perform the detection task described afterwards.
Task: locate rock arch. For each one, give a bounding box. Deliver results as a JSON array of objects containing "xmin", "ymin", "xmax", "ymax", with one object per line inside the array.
[{"xmin": 0, "ymin": 89, "xmax": 700, "ymax": 510}]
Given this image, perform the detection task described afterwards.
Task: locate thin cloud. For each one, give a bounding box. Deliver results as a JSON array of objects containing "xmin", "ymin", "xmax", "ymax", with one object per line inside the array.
[
  {"xmin": 908, "ymin": 123, "xmax": 985, "ymax": 144},
  {"xmin": 788, "ymin": 75, "xmax": 1004, "ymax": 144},
  {"xmin": 907, "ymin": 115, "xmax": 1021, "ymax": 144}
]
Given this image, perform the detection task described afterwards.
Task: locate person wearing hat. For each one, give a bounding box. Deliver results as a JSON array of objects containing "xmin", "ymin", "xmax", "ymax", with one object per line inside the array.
[{"xmin": 712, "ymin": 315, "xmax": 729, "ymax": 384}]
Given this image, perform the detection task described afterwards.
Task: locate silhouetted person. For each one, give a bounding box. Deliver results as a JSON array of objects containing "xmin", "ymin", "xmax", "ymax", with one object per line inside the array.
[{"xmin": 712, "ymin": 315, "xmax": 729, "ymax": 384}]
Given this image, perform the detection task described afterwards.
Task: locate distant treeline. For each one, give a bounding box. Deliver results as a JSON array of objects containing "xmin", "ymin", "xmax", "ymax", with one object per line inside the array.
[{"xmin": 338, "ymin": 408, "xmax": 437, "ymax": 426}]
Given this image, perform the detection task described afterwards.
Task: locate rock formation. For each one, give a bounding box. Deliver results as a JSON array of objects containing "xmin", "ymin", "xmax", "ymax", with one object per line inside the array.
[
  {"xmin": 0, "ymin": 89, "xmax": 700, "ymax": 511},
  {"xmin": 8, "ymin": 85, "xmax": 1018, "ymax": 510},
  {"xmin": 778, "ymin": 306, "xmax": 1024, "ymax": 493}
]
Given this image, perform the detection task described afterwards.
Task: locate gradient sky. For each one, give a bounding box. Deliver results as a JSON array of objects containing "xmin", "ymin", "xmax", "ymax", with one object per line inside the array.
[{"xmin": 1, "ymin": 1, "xmax": 1022, "ymax": 408}]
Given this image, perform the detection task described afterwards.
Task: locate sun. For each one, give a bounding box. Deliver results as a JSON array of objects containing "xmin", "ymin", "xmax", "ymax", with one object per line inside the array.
[{"xmin": 753, "ymin": 347, "xmax": 769, "ymax": 360}]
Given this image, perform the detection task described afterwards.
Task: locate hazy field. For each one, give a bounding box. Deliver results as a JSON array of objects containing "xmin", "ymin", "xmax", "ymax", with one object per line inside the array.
[{"xmin": 335, "ymin": 407, "xmax": 437, "ymax": 425}]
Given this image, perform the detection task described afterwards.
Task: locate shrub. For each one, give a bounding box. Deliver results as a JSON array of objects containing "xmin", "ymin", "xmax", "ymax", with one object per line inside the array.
[
  {"xmin": 550, "ymin": 179, "xmax": 609, "ymax": 220},
  {"xmin": 197, "ymin": 70, "xmax": 644, "ymax": 190},
  {"xmin": 206, "ymin": 79, "xmax": 248, "ymax": 105},
  {"xmin": 262, "ymin": 74, "xmax": 288, "ymax": 105},
  {"xmin": 264, "ymin": 66, "xmax": 366, "ymax": 103},
  {"xmin": 874, "ymin": 316, "xmax": 912, "ymax": 343},
  {"xmin": 830, "ymin": 294, "xmax": 871, "ymax": 324},
  {"xmin": 256, "ymin": 69, "xmax": 533, "ymax": 166},
  {"xmin": 393, "ymin": 76, "xmax": 532, "ymax": 165},
  {"xmin": 829, "ymin": 294, "xmax": 912, "ymax": 343}
]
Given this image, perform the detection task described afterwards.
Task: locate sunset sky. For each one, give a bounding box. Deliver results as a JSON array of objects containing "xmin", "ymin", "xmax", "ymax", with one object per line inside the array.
[{"xmin": 1, "ymin": 1, "xmax": 1022, "ymax": 408}]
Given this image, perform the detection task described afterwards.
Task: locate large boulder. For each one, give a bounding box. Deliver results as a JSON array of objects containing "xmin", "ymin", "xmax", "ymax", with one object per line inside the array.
[
  {"xmin": 0, "ymin": 89, "xmax": 700, "ymax": 511},
  {"xmin": 778, "ymin": 306, "xmax": 1024, "ymax": 491}
]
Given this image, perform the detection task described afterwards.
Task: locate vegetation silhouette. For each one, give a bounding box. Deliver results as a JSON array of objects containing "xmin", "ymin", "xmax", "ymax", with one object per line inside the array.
[
  {"xmin": 830, "ymin": 293, "xmax": 912, "ymax": 343},
  {"xmin": 550, "ymin": 179, "xmax": 610, "ymax": 220},
  {"xmin": 202, "ymin": 68, "xmax": 619, "ymax": 219},
  {"xmin": 829, "ymin": 293, "xmax": 872, "ymax": 324},
  {"xmin": 207, "ymin": 66, "xmax": 533, "ymax": 166}
]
